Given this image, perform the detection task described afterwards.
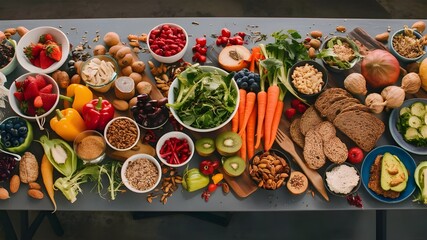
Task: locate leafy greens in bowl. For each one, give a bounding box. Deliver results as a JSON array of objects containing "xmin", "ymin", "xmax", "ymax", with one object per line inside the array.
[{"xmin": 167, "ymin": 65, "xmax": 239, "ymax": 132}]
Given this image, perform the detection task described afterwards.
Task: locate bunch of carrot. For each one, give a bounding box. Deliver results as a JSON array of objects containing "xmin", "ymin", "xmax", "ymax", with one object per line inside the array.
[{"xmin": 231, "ymin": 46, "xmax": 286, "ymax": 161}]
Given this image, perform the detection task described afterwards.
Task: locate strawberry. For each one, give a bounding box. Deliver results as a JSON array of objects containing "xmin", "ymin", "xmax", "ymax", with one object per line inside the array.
[
  {"xmin": 39, "ymin": 33, "xmax": 54, "ymax": 44},
  {"xmin": 23, "ymin": 81, "xmax": 39, "ymax": 101},
  {"xmin": 24, "ymin": 43, "xmax": 43, "ymax": 60},
  {"xmin": 291, "ymin": 99, "xmax": 302, "ymax": 109},
  {"xmin": 34, "ymin": 74, "xmax": 47, "ymax": 89},
  {"xmin": 15, "ymin": 81, "xmax": 23, "ymax": 90},
  {"xmin": 40, "ymin": 93, "xmax": 57, "ymax": 112},
  {"xmin": 33, "ymin": 96, "xmax": 43, "ymax": 108},
  {"xmin": 39, "ymin": 50, "xmax": 55, "ymax": 69},
  {"xmin": 13, "ymin": 92, "xmax": 24, "ymax": 101},
  {"xmin": 45, "ymin": 42, "xmax": 62, "ymax": 61},
  {"xmin": 39, "ymin": 84, "xmax": 53, "ymax": 93},
  {"xmin": 296, "ymin": 103, "xmax": 308, "ymax": 114},
  {"xmin": 285, "ymin": 108, "xmax": 297, "ymax": 120}
]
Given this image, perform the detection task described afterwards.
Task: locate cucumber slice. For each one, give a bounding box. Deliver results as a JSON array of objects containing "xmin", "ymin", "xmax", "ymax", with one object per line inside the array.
[
  {"xmin": 420, "ymin": 125, "xmax": 427, "ymax": 138},
  {"xmin": 408, "ymin": 116, "xmax": 422, "ymax": 128},
  {"xmin": 424, "ymin": 113, "xmax": 427, "ymax": 125},
  {"xmin": 411, "ymin": 102, "xmax": 426, "ymax": 117},
  {"xmin": 400, "ymin": 107, "xmax": 411, "ymax": 116},
  {"xmin": 405, "ymin": 127, "xmax": 421, "ymax": 141}
]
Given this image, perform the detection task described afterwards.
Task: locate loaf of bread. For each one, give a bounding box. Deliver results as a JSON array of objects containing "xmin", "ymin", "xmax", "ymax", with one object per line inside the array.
[
  {"xmin": 333, "ymin": 110, "xmax": 385, "ymax": 152},
  {"xmin": 303, "ymin": 129, "xmax": 325, "ymax": 169}
]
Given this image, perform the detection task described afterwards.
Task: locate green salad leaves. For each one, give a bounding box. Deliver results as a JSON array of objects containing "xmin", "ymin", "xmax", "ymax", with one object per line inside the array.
[{"xmin": 168, "ymin": 65, "xmax": 238, "ymax": 129}]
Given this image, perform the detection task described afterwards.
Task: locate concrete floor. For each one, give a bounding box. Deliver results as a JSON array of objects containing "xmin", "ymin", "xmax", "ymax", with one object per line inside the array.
[{"xmin": 1, "ymin": 0, "xmax": 427, "ymax": 239}]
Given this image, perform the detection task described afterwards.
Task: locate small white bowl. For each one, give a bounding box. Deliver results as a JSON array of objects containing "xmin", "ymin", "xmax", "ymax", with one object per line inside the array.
[
  {"xmin": 168, "ymin": 66, "xmax": 239, "ymax": 132},
  {"xmin": 81, "ymin": 55, "xmax": 119, "ymax": 93},
  {"xmin": 104, "ymin": 117, "xmax": 140, "ymax": 151},
  {"xmin": 121, "ymin": 153, "xmax": 162, "ymax": 193},
  {"xmin": 0, "ymin": 39, "xmax": 18, "ymax": 76},
  {"xmin": 147, "ymin": 23, "xmax": 188, "ymax": 63},
  {"xmin": 8, "ymin": 73, "xmax": 59, "ymax": 126},
  {"xmin": 16, "ymin": 26, "xmax": 70, "ymax": 74},
  {"xmin": 156, "ymin": 131, "xmax": 194, "ymax": 168}
]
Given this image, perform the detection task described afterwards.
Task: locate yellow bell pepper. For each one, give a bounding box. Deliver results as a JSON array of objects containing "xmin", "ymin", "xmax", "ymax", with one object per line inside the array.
[
  {"xmin": 61, "ymin": 84, "xmax": 93, "ymax": 113},
  {"xmin": 50, "ymin": 108, "xmax": 86, "ymax": 142}
]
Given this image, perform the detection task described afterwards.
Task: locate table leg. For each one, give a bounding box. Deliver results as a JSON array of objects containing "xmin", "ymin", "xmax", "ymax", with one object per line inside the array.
[
  {"xmin": 21, "ymin": 211, "xmax": 64, "ymax": 240},
  {"xmin": 20, "ymin": 211, "xmax": 28, "ymax": 238},
  {"xmin": 46, "ymin": 212, "xmax": 64, "ymax": 236},
  {"xmin": 376, "ymin": 210, "xmax": 386, "ymax": 240},
  {"xmin": 0, "ymin": 210, "xmax": 18, "ymax": 240}
]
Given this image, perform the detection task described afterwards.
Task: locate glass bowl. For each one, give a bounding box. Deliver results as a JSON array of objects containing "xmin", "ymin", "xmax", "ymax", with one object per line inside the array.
[
  {"xmin": 81, "ymin": 55, "xmax": 119, "ymax": 93},
  {"xmin": 73, "ymin": 130, "xmax": 106, "ymax": 164}
]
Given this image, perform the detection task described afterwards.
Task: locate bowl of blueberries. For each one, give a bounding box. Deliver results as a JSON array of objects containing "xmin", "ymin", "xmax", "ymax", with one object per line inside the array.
[
  {"xmin": 0, "ymin": 116, "xmax": 33, "ymax": 154},
  {"xmin": 233, "ymin": 68, "xmax": 261, "ymax": 93}
]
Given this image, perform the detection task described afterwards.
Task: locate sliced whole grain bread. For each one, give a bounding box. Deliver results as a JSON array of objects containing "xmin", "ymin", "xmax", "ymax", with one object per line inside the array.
[
  {"xmin": 300, "ymin": 106, "xmax": 323, "ymax": 136},
  {"xmin": 333, "ymin": 110, "xmax": 385, "ymax": 152},
  {"xmin": 303, "ymin": 129, "xmax": 325, "ymax": 169},
  {"xmin": 323, "ymin": 136, "xmax": 348, "ymax": 164},
  {"xmin": 314, "ymin": 88, "xmax": 352, "ymax": 116},
  {"xmin": 316, "ymin": 121, "xmax": 336, "ymax": 142},
  {"xmin": 324, "ymin": 97, "xmax": 360, "ymax": 122},
  {"xmin": 290, "ymin": 118, "xmax": 305, "ymax": 148},
  {"xmin": 340, "ymin": 103, "xmax": 369, "ymax": 115}
]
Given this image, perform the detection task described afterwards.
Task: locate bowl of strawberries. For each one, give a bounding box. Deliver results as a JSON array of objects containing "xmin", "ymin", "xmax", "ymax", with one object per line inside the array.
[
  {"xmin": 16, "ymin": 26, "xmax": 70, "ymax": 74},
  {"xmin": 8, "ymin": 73, "xmax": 59, "ymax": 128}
]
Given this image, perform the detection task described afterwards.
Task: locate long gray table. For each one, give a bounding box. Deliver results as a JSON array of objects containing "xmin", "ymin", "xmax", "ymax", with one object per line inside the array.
[{"xmin": 0, "ymin": 18, "xmax": 426, "ymax": 213}]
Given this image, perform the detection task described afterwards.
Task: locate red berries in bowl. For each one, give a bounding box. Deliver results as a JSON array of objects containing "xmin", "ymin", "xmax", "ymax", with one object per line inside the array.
[
  {"xmin": 8, "ymin": 73, "xmax": 59, "ymax": 121},
  {"xmin": 147, "ymin": 23, "xmax": 188, "ymax": 63}
]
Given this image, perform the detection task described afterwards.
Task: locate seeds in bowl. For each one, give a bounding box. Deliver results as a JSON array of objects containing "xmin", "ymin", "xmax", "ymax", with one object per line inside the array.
[
  {"xmin": 106, "ymin": 118, "xmax": 138, "ymax": 150},
  {"xmin": 326, "ymin": 164, "xmax": 360, "ymax": 195},
  {"xmin": 392, "ymin": 28, "xmax": 426, "ymax": 59},
  {"xmin": 125, "ymin": 158, "xmax": 159, "ymax": 191},
  {"xmin": 291, "ymin": 63, "xmax": 324, "ymax": 95}
]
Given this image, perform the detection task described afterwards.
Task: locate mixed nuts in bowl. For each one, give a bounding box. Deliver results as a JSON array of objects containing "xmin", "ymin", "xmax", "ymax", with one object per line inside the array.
[{"xmin": 104, "ymin": 117, "xmax": 140, "ymax": 151}]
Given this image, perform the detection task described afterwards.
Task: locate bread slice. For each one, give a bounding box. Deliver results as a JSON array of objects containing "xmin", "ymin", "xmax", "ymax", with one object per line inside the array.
[
  {"xmin": 314, "ymin": 88, "xmax": 352, "ymax": 116},
  {"xmin": 316, "ymin": 121, "xmax": 336, "ymax": 142},
  {"xmin": 323, "ymin": 136, "xmax": 348, "ymax": 164},
  {"xmin": 300, "ymin": 106, "xmax": 323, "ymax": 136},
  {"xmin": 333, "ymin": 110, "xmax": 385, "ymax": 152},
  {"xmin": 290, "ymin": 118, "xmax": 305, "ymax": 148},
  {"xmin": 324, "ymin": 98, "xmax": 360, "ymax": 122},
  {"xmin": 303, "ymin": 129, "xmax": 325, "ymax": 169}
]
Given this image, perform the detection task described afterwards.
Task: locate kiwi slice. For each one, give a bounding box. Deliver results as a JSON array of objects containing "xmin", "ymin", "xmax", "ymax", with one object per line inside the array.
[
  {"xmin": 223, "ymin": 156, "xmax": 246, "ymax": 177},
  {"xmin": 195, "ymin": 138, "xmax": 215, "ymax": 157},
  {"xmin": 215, "ymin": 131, "xmax": 242, "ymax": 156}
]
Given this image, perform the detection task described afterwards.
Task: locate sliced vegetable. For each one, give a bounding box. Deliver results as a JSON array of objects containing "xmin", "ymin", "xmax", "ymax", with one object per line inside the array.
[
  {"xmin": 182, "ymin": 167, "xmax": 210, "ymax": 192},
  {"xmin": 397, "ymin": 101, "xmax": 427, "ymax": 147},
  {"xmin": 38, "ymin": 135, "xmax": 77, "ymax": 177},
  {"xmin": 414, "ymin": 161, "xmax": 427, "ymax": 204}
]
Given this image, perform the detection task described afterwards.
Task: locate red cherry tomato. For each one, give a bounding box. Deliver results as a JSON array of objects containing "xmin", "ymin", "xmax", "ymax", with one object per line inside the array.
[
  {"xmin": 195, "ymin": 37, "xmax": 207, "ymax": 47},
  {"xmin": 207, "ymin": 183, "xmax": 217, "ymax": 193},
  {"xmin": 221, "ymin": 28, "xmax": 231, "ymax": 38}
]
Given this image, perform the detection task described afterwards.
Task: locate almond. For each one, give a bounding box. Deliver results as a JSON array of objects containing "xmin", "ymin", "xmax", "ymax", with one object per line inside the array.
[
  {"xmin": 375, "ymin": 32, "xmax": 389, "ymax": 42},
  {"xmin": 10, "ymin": 175, "xmax": 20, "ymax": 194},
  {"xmin": 310, "ymin": 30, "xmax": 323, "ymax": 39},
  {"xmin": 0, "ymin": 187, "xmax": 10, "ymax": 200},
  {"xmin": 309, "ymin": 39, "xmax": 321, "ymax": 49},
  {"xmin": 29, "ymin": 182, "xmax": 41, "ymax": 190},
  {"xmin": 28, "ymin": 189, "xmax": 44, "ymax": 200},
  {"xmin": 336, "ymin": 25, "xmax": 346, "ymax": 33}
]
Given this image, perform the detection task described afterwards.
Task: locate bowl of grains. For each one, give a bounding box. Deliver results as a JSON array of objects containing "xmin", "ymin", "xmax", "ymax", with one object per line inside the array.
[
  {"xmin": 121, "ymin": 153, "xmax": 161, "ymax": 193},
  {"xmin": 389, "ymin": 26, "xmax": 426, "ymax": 62},
  {"xmin": 104, "ymin": 117, "xmax": 140, "ymax": 151},
  {"xmin": 73, "ymin": 130, "xmax": 106, "ymax": 164},
  {"xmin": 287, "ymin": 60, "xmax": 328, "ymax": 99}
]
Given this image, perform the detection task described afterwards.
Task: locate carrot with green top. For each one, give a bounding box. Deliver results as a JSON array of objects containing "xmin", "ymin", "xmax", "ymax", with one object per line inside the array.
[
  {"xmin": 247, "ymin": 103, "xmax": 257, "ymax": 159},
  {"xmin": 265, "ymin": 87, "xmax": 286, "ymax": 151},
  {"xmin": 249, "ymin": 46, "xmax": 262, "ymax": 73}
]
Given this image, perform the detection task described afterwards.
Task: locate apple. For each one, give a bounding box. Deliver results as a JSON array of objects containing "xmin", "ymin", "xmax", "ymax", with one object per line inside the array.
[{"xmin": 347, "ymin": 147, "xmax": 364, "ymax": 164}]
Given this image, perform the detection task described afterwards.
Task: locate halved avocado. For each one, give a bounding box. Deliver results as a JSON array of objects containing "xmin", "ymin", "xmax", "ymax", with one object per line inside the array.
[{"xmin": 380, "ymin": 152, "xmax": 408, "ymax": 192}]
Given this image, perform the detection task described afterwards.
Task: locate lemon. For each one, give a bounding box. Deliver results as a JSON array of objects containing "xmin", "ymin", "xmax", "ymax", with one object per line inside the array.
[{"xmin": 420, "ymin": 58, "xmax": 427, "ymax": 91}]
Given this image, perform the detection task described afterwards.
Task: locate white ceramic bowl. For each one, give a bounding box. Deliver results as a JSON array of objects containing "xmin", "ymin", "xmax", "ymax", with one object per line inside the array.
[
  {"xmin": 121, "ymin": 153, "xmax": 162, "ymax": 193},
  {"xmin": 168, "ymin": 66, "xmax": 239, "ymax": 132},
  {"xmin": 104, "ymin": 117, "xmax": 140, "ymax": 151},
  {"xmin": 156, "ymin": 131, "xmax": 194, "ymax": 167},
  {"xmin": 16, "ymin": 26, "xmax": 70, "ymax": 74},
  {"xmin": 147, "ymin": 23, "xmax": 188, "ymax": 63},
  {"xmin": 8, "ymin": 73, "xmax": 60, "ymax": 123},
  {"xmin": 0, "ymin": 39, "xmax": 18, "ymax": 76}
]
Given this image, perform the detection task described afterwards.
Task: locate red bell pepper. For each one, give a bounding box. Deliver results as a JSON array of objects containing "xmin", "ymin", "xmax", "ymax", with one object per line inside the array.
[
  {"xmin": 81, "ymin": 97, "xmax": 115, "ymax": 131},
  {"xmin": 199, "ymin": 159, "xmax": 220, "ymax": 176}
]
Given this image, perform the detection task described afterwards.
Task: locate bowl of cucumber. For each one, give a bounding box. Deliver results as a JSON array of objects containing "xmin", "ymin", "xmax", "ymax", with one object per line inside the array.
[{"xmin": 389, "ymin": 98, "xmax": 427, "ymax": 155}]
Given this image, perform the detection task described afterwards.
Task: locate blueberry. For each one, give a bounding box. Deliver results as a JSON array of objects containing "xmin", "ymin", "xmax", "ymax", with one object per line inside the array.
[
  {"xmin": 13, "ymin": 124, "xmax": 21, "ymax": 129},
  {"xmin": 248, "ymin": 73, "xmax": 255, "ymax": 79},
  {"xmin": 18, "ymin": 137, "xmax": 24, "ymax": 144},
  {"xmin": 3, "ymin": 133, "xmax": 10, "ymax": 141},
  {"xmin": 254, "ymin": 74, "xmax": 260, "ymax": 82},
  {"xmin": 12, "ymin": 139, "xmax": 20, "ymax": 147},
  {"xmin": 10, "ymin": 129, "xmax": 18, "ymax": 137},
  {"xmin": 248, "ymin": 78, "xmax": 255, "ymax": 85},
  {"xmin": 0, "ymin": 124, "xmax": 4, "ymax": 131},
  {"xmin": 4, "ymin": 141, "xmax": 11, "ymax": 148},
  {"xmin": 243, "ymin": 68, "xmax": 249, "ymax": 73},
  {"xmin": 5, "ymin": 123, "xmax": 13, "ymax": 131},
  {"xmin": 18, "ymin": 126, "xmax": 28, "ymax": 135},
  {"xmin": 234, "ymin": 72, "xmax": 243, "ymax": 79},
  {"xmin": 241, "ymin": 81, "xmax": 249, "ymax": 89},
  {"xmin": 251, "ymin": 82, "xmax": 260, "ymax": 92},
  {"xmin": 236, "ymin": 78, "xmax": 242, "ymax": 85},
  {"xmin": 241, "ymin": 76, "xmax": 248, "ymax": 82}
]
